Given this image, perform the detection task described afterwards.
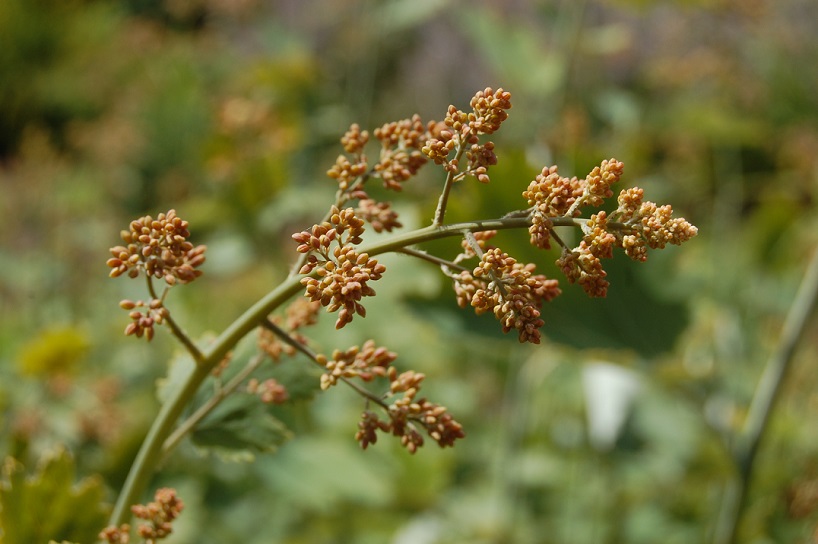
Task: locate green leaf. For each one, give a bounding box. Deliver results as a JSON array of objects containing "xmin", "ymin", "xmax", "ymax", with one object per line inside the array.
[
  {"xmin": 256, "ymin": 359, "xmax": 323, "ymax": 403},
  {"xmin": 191, "ymin": 394, "xmax": 293, "ymax": 462},
  {"xmin": 156, "ymin": 347, "xmax": 200, "ymax": 405},
  {"xmin": 0, "ymin": 447, "xmax": 108, "ymax": 544}
]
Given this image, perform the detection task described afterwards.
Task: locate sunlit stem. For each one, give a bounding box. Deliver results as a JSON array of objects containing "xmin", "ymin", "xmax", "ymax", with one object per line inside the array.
[{"xmin": 433, "ymin": 141, "xmax": 468, "ymax": 226}]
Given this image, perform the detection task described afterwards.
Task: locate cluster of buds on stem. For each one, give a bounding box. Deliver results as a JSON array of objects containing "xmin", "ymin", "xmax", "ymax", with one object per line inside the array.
[
  {"xmin": 292, "ymin": 207, "xmax": 386, "ymax": 329},
  {"xmin": 106, "ymin": 85, "xmax": 698, "ymax": 462},
  {"xmin": 100, "ymin": 488, "xmax": 184, "ymax": 544},
  {"xmin": 422, "ymin": 87, "xmax": 511, "ymax": 184},
  {"xmin": 106, "ymin": 209, "xmax": 205, "ymax": 342},
  {"xmin": 314, "ymin": 341, "xmax": 464, "ymax": 453},
  {"xmin": 522, "ymin": 160, "xmax": 697, "ymax": 298},
  {"xmin": 106, "ymin": 209, "xmax": 206, "ymax": 286},
  {"xmin": 118, "ymin": 298, "xmax": 168, "ymax": 341}
]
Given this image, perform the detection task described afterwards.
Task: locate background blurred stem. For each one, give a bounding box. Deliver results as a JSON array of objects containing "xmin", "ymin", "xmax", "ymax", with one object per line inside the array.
[{"xmin": 713, "ymin": 247, "xmax": 818, "ymax": 544}]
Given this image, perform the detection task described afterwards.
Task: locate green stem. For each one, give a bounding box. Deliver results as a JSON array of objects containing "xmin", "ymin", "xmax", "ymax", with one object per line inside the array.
[
  {"xmin": 433, "ymin": 142, "xmax": 469, "ymax": 226},
  {"xmin": 108, "ymin": 214, "xmax": 587, "ymax": 527},
  {"xmin": 260, "ymin": 318, "xmax": 391, "ymax": 410},
  {"xmin": 146, "ymin": 277, "xmax": 204, "ymax": 364},
  {"xmin": 713, "ymin": 247, "xmax": 818, "ymax": 544},
  {"xmin": 161, "ymin": 352, "xmax": 267, "ymax": 457},
  {"xmin": 396, "ymin": 247, "xmax": 470, "ymax": 273}
]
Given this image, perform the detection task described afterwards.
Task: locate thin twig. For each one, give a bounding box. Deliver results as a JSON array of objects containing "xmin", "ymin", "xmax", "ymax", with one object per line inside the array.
[
  {"xmin": 146, "ymin": 276, "xmax": 205, "ymax": 364},
  {"xmin": 259, "ymin": 318, "xmax": 390, "ymax": 410},
  {"xmin": 433, "ymin": 143, "xmax": 469, "ymax": 226},
  {"xmin": 396, "ymin": 247, "xmax": 470, "ymax": 273}
]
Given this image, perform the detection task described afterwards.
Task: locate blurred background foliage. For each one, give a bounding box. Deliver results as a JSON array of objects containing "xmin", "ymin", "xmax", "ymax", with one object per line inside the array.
[{"xmin": 1, "ymin": 0, "xmax": 818, "ymax": 543}]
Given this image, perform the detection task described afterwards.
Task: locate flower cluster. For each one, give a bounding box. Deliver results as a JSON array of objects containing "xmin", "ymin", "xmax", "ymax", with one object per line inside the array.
[
  {"xmin": 453, "ymin": 245, "xmax": 561, "ymax": 344},
  {"xmin": 247, "ymin": 377, "xmax": 289, "ymax": 404},
  {"xmin": 293, "ymin": 205, "xmax": 366, "ymax": 260},
  {"xmin": 325, "ymin": 116, "xmax": 433, "ymax": 242},
  {"xmin": 355, "ymin": 374, "xmax": 465, "ymax": 453},
  {"xmin": 118, "ymin": 298, "xmax": 169, "ymax": 341},
  {"xmin": 107, "ymin": 209, "xmax": 206, "ymax": 286},
  {"xmin": 316, "ymin": 341, "xmax": 464, "ymax": 453},
  {"xmin": 101, "ymin": 87, "xmax": 700, "ymax": 502},
  {"xmin": 315, "ymin": 340, "xmax": 397, "ymax": 390},
  {"xmin": 100, "ymin": 488, "xmax": 184, "ymax": 544},
  {"xmin": 610, "ymin": 187, "xmax": 699, "ymax": 261},
  {"xmin": 422, "ymin": 87, "xmax": 511, "ymax": 183},
  {"xmin": 373, "ymin": 114, "xmax": 431, "ymax": 191},
  {"xmin": 356, "ymin": 198, "xmax": 402, "ymax": 233},
  {"xmin": 521, "ymin": 160, "xmax": 697, "ymax": 297},
  {"xmin": 293, "ymin": 207, "xmax": 386, "ymax": 329}
]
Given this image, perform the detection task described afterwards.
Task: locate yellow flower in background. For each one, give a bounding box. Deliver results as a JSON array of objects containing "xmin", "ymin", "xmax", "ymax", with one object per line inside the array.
[{"xmin": 17, "ymin": 326, "xmax": 89, "ymax": 377}]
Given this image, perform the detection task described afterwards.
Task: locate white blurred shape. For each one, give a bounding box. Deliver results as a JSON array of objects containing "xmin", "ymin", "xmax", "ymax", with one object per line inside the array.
[{"xmin": 582, "ymin": 362, "xmax": 642, "ymax": 451}]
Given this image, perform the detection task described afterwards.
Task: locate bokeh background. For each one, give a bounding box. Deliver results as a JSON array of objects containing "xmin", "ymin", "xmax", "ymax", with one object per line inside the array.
[{"xmin": 2, "ymin": 0, "xmax": 818, "ymax": 543}]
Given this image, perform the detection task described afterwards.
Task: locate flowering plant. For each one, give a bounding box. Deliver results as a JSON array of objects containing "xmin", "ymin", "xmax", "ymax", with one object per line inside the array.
[{"xmin": 101, "ymin": 87, "xmax": 696, "ymax": 541}]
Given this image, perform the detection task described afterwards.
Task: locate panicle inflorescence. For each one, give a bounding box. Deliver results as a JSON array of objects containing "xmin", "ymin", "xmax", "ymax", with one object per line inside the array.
[
  {"xmin": 315, "ymin": 340, "xmax": 397, "ymax": 390},
  {"xmin": 325, "ymin": 116, "xmax": 432, "ymax": 241},
  {"xmin": 610, "ymin": 187, "xmax": 699, "ymax": 261},
  {"xmin": 356, "ymin": 198, "xmax": 402, "ymax": 233},
  {"xmin": 100, "ymin": 488, "xmax": 183, "ymax": 544},
  {"xmin": 422, "ymin": 87, "xmax": 512, "ymax": 184},
  {"xmin": 468, "ymin": 87, "xmax": 513, "ymax": 135},
  {"xmin": 118, "ymin": 298, "xmax": 168, "ymax": 341},
  {"xmin": 104, "ymin": 86, "xmax": 698, "ymax": 470},
  {"xmin": 373, "ymin": 114, "xmax": 431, "ymax": 191},
  {"xmin": 479, "ymin": 249, "xmax": 560, "ymax": 343},
  {"xmin": 293, "ymin": 207, "xmax": 386, "ymax": 329},
  {"xmin": 452, "ymin": 245, "xmax": 561, "ymax": 344},
  {"xmin": 316, "ymin": 341, "xmax": 464, "ymax": 453},
  {"xmin": 521, "ymin": 159, "xmax": 697, "ymax": 297},
  {"xmin": 107, "ymin": 209, "xmax": 206, "ymax": 286},
  {"xmin": 293, "ymin": 206, "xmax": 366, "ymax": 264}
]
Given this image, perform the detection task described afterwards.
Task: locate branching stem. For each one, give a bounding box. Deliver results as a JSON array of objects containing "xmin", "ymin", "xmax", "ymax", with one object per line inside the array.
[
  {"xmin": 161, "ymin": 352, "xmax": 267, "ymax": 457},
  {"xmin": 109, "ymin": 213, "xmax": 597, "ymax": 526},
  {"xmin": 259, "ymin": 318, "xmax": 390, "ymax": 410}
]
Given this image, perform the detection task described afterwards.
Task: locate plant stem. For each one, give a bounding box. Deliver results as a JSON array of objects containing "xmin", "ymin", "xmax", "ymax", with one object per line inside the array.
[
  {"xmin": 260, "ymin": 318, "xmax": 391, "ymax": 410},
  {"xmin": 146, "ymin": 277, "xmax": 204, "ymax": 364},
  {"xmin": 433, "ymin": 143, "xmax": 468, "ymax": 226},
  {"xmin": 713, "ymin": 247, "xmax": 818, "ymax": 544},
  {"xmin": 396, "ymin": 247, "xmax": 470, "ymax": 273},
  {"xmin": 108, "ymin": 214, "xmax": 587, "ymax": 526},
  {"xmin": 161, "ymin": 352, "xmax": 267, "ymax": 457}
]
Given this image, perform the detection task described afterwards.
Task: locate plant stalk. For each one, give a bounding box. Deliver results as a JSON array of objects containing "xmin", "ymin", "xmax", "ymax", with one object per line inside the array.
[
  {"xmin": 108, "ymin": 214, "xmax": 589, "ymax": 527},
  {"xmin": 713, "ymin": 247, "xmax": 818, "ymax": 544}
]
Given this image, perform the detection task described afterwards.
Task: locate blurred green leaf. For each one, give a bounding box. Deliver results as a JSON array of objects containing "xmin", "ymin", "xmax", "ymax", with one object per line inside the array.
[
  {"xmin": 191, "ymin": 394, "xmax": 293, "ymax": 462},
  {"xmin": 155, "ymin": 348, "xmax": 198, "ymax": 405},
  {"xmin": 0, "ymin": 447, "xmax": 108, "ymax": 544}
]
